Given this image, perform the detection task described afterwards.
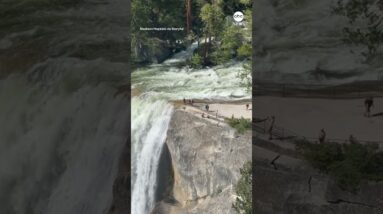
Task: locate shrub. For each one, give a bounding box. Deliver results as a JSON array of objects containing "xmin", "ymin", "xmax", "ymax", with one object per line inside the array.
[
  {"xmin": 233, "ymin": 162, "xmax": 252, "ymax": 214},
  {"xmin": 296, "ymin": 140, "xmax": 383, "ymax": 192},
  {"xmin": 190, "ymin": 53, "xmax": 203, "ymax": 68},
  {"xmin": 237, "ymin": 44, "xmax": 252, "ymax": 60},
  {"xmin": 225, "ymin": 117, "xmax": 251, "ymax": 134},
  {"xmin": 296, "ymin": 140, "xmax": 344, "ymax": 172},
  {"xmin": 329, "ymin": 160, "xmax": 362, "ymax": 192}
]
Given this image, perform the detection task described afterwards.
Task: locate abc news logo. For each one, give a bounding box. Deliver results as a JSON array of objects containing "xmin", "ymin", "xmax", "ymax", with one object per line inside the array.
[{"xmin": 233, "ymin": 11, "xmax": 244, "ymax": 22}]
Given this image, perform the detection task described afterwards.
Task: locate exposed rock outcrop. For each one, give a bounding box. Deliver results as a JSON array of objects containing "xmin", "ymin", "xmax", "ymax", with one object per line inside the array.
[{"xmin": 157, "ymin": 110, "xmax": 252, "ymax": 214}]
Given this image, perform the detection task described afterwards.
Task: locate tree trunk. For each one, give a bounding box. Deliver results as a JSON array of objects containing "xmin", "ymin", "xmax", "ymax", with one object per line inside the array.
[
  {"xmin": 203, "ymin": 36, "xmax": 208, "ymax": 63},
  {"xmin": 185, "ymin": 0, "xmax": 192, "ymax": 34}
]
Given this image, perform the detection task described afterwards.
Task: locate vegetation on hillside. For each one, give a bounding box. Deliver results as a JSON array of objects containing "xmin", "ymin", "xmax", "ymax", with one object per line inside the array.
[
  {"xmin": 225, "ymin": 117, "xmax": 251, "ymax": 134},
  {"xmin": 296, "ymin": 140, "xmax": 383, "ymax": 192},
  {"xmin": 332, "ymin": 0, "xmax": 383, "ymax": 60},
  {"xmin": 233, "ymin": 161, "xmax": 252, "ymax": 214}
]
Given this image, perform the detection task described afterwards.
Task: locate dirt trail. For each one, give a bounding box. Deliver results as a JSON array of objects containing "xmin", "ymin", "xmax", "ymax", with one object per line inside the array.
[{"xmin": 255, "ymin": 96, "xmax": 383, "ymax": 143}]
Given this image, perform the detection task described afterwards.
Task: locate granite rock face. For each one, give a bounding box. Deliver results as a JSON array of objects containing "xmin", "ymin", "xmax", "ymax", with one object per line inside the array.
[{"xmin": 160, "ymin": 110, "xmax": 251, "ymax": 214}]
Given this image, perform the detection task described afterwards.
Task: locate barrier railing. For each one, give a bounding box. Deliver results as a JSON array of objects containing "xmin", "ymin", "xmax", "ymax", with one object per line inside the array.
[
  {"xmin": 254, "ymin": 81, "xmax": 383, "ymax": 98},
  {"xmin": 253, "ymin": 119, "xmax": 383, "ymax": 146}
]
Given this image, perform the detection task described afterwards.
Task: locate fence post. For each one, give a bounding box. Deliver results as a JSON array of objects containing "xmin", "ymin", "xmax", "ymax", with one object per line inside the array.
[{"xmin": 263, "ymin": 121, "xmax": 266, "ymax": 134}]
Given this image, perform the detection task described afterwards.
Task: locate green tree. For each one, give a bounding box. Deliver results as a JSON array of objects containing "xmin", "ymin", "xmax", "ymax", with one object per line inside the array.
[
  {"xmin": 200, "ymin": 2, "xmax": 224, "ymax": 62},
  {"xmin": 238, "ymin": 61, "xmax": 252, "ymax": 90},
  {"xmin": 237, "ymin": 44, "xmax": 252, "ymax": 60},
  {"xmin": 190, "ymin": 53, "xmax": 203, "ymax": 68},
  {"xmin": 233, "ymin": 162, "xmax": 252, "ymax": 214},
  {"xmin": 214, "ymin": 24, "xmax": 243, "ymax": 63}
]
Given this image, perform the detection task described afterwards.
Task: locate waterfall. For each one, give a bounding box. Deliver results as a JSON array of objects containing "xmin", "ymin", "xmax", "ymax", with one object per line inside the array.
[{"xmin": 131, "ymin": 98, "xmax": 173, "ymax": 214}]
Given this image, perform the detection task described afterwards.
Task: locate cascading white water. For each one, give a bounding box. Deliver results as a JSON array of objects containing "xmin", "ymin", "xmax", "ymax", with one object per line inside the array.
[
  {"xmin": 0, "ymin": 58, "xmax": 130, "ymax": 214},
  {"xmin": 131, "ymin": 43, "xmax": 250, "ymax": 214},
  {"xmin": 255, "ymin": 0, "xmax": 383, "ymax": 83},
  {"xmin": 131, "ymin": 98, "xmax": 173, "ymax": 214}
]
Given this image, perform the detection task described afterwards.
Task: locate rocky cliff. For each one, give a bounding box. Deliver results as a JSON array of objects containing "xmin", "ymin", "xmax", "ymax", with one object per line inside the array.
[
  {"xmin": 253, "ymin": 136, "xmax": 383, "ymax": 214},
  {"xmin": 153, "ymin": 110, "xmax": 252, "ymax": 214}
]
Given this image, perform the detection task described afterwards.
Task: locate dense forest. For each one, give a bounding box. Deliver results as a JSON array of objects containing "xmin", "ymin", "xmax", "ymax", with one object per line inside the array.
[{"xmin": 131, "ymin": 0, "xmax": 252, "ymax": 72}]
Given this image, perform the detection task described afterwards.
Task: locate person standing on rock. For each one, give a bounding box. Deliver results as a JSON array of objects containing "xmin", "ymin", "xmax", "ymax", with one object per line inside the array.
[
  {"xmin": 364, "ymin": 97, "xmax": 374, "ymax": 117},
  {"xmin": 319, "ymin": 128, "xmax": 326, "ymax": 143},
  {"xmin": 246, "ymin": 103, "xmax": 249, "ymax": 110},
  {"xmin": 349, "ymin": 134, "xmax": 358, "ymax": 144},
  {"xmin": 205, "ymin": 104, "xmax": 209, "ymax": 112},
  {"xmin": 268, "ymin": 116, "xmax": 275, "ymax": 140}
]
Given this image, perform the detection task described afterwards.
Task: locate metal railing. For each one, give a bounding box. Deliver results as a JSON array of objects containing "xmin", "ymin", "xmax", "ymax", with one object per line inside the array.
[
  {"xmin": 253, "ymin": 119, "xmax": 299, "ymax": 141},
  {"xmin": 254, "ymin": 81, "xmax": 383, "ymax": 98},
  {"xmin": 253, "ymin": 119, "xmax": 383, "ymax": 146}
]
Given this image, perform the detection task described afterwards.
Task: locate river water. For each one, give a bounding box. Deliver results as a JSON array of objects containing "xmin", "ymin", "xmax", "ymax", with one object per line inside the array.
[
  {"xmin": 255, "ymin": 0, "xmax": 383, "ymax": 84},
  {"xmin": 131, "ymin": 43, "xmax": 251, "ymax": 214},
  {"xmin": 0, "ymin": 58, "xmax": 130, "ymax": 214}
]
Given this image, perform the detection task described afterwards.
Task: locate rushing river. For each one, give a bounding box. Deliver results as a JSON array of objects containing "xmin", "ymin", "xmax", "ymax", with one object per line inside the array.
[
  {"xmin": 255, "ymin": 0, "xmax": 383, "ymax": 83},
  {"xmin": 131, "ymin": 43, "xmax": 251, "ymax": 214},
  {"xmin": 0, "ymin": 58, "xmax": 130, "ymax": 214}
]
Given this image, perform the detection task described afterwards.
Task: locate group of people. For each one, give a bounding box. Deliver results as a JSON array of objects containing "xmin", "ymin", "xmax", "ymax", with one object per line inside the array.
[
  {"xmin": 318, "ymin": 128, "xmax": 359, "ymax": 144},
  {"xmin": 261, "ymin": 97, "xmax": 376, "ymax": 143},
  {"xmin": 201, "ymin": 113, "xmax": 210, "ymax": 118},
  {"xmin": 183, "ymin": 98, "xmax": 194, "ymax": 105},
  {"xmin": 317, "ymin": 97, "xmax": 376, "ymax": 143},
  {"xmin": 202, "ymin": 104, "xmax": 213, "ymax": 118}
]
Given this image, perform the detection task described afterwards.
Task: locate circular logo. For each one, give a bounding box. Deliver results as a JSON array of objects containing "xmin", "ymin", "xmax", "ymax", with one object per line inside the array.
[{"xmin": 233, "ymin": 11, "xmax": 244, "ymax": 22}]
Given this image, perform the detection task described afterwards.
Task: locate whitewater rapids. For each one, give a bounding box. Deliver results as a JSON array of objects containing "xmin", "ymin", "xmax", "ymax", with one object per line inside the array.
[
  {"xmin": 0, "ymin": 58, "xmax": 130, "ymax": 214},
  {"xmin": 254, "ymin": 0, "xmax": 383, "ymax": 84}
]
